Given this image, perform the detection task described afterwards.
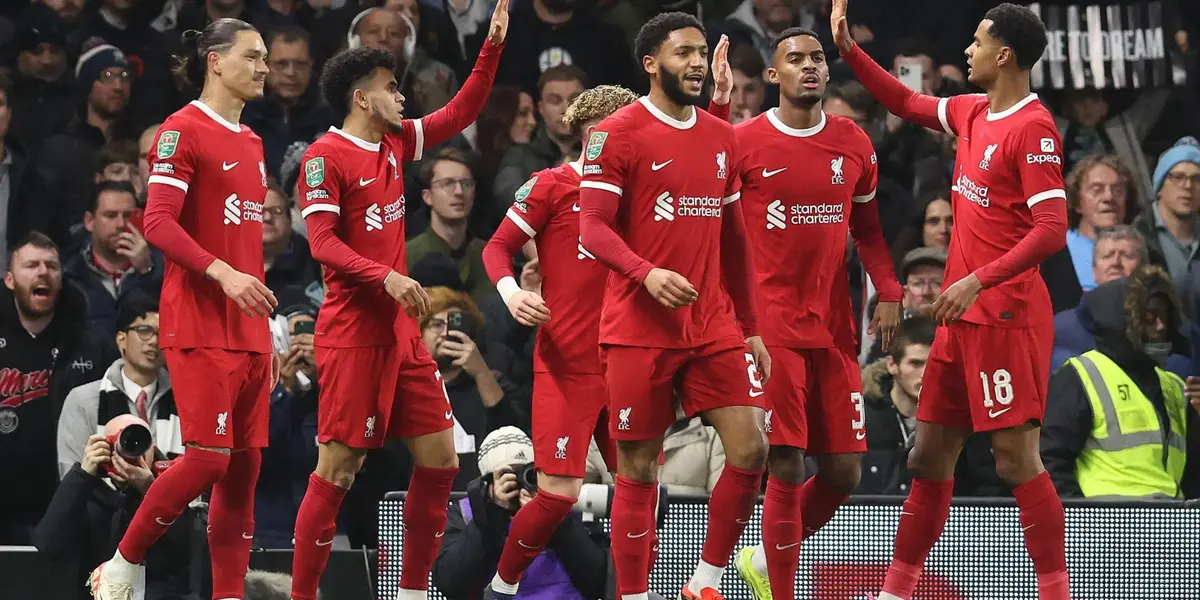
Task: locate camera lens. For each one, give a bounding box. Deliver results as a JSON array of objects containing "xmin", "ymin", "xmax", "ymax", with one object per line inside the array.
[
  {"xmin": 116, "ymin": 423, "xmax": 152, "ymax": 458},
  {"xmin": 518, "ymin": 463, "xmax": 538, "ymax": 491}
]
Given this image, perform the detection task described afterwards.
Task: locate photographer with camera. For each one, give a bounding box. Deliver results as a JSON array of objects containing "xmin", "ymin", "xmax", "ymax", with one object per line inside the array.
[
  {"xmin": 433, "ymin": 427, "xmax": 610, "ymax": 600},
  {"xmin": 35, "ymin": 413, "xmax": 193, "ymax": 600}
]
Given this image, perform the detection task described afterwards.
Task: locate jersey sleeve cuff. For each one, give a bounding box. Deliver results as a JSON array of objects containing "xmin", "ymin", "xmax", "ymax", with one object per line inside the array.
[
  {"xmin": 722, "ymin": 191, "xmax": 741, "ymax": 205},
  {"xmin": 301, "ymin": 203, "xmax": 341, "ymax": 217},
  {"xmin": 852, "ymin": 189, "xmax": 877, "ymax": 203},
  {"xmin": 496, "ymin": 276, "xmax": 521, "ymax": 305},
  {"xmin": 148, "ymin": 175, "xmax": 188, "ymax": 193},
  {"xmin": 1027, "ymin": 189, "xmax": 1066, "ymax": 207},
  {"xmin": 411, "ymin": 118, "xmax": 426, "ymax": 161},
  {"xmin": 937, "ymin": 97, "xmax": 954, "ymax": 135},
  {"xmin": 580, "ymin": 181, "xmax": 622, "ymax": 196},
  {"xmin": 505, "ymin": 208, "xmax": 537, "ymax": 238}
]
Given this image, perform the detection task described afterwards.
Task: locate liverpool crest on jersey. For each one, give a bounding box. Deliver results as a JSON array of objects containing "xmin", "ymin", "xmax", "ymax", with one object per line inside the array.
[{"xmin": 716, "ymin": 151, "xmax": 727, "ymax": 180}]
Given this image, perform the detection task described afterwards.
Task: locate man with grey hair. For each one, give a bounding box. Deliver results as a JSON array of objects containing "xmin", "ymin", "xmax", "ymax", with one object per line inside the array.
[{"xmin": 1052, "ymin": 226, "xmax": 1190, "ymax": 377}]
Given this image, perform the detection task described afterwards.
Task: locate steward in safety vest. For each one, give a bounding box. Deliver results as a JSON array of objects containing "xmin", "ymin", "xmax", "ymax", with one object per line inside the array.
[{"xmin": 1042, "ymin": 265, "xmax": 1200, "ymax": 499}]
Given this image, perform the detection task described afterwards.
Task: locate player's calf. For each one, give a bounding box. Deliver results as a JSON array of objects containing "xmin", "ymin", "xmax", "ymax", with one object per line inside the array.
[
  {"xmin": 489, "ymin": 472, "xmax": 582, "ymax": 597},
  {"xmin": 292, "ymin": 441, "xmax": 366, "ymax": 600},
  {"xmin": 399, "ymin": 429, "xmax": 459, "ymax": 596}
]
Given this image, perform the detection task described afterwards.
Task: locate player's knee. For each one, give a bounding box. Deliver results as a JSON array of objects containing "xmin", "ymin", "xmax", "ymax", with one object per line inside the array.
[
  {"xmin": 906, "ymin": 445, "xmax": 953, "ymax": 481},
  {"xmin": 537, "ymin": 472, "xmax": 583, "ymax": 499},
  {"xmin": 819, "ymin": 456, "xmax": 862, "ymax": 495},
  {"xmin": 725, "ymin": 430, "xmax": 768, "ymax": 472},
  {"xmin": 767, "ymin": 446, "xmax": 806, "ymax": 484},
  {"xmin": 991, "ymin": 445, "xmax": 1040, "ymax": 488},
  {"xmin": 184, "ymin": 446, "xmax": 233, "ymax": 484}
]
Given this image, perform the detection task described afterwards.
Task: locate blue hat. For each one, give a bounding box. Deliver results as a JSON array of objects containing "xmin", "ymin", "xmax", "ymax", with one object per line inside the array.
[
  {"xmin": 75, "ymin": 44, "xmax": 129, "ymax": 90},
  {"xmin": 1152, "ymin": 137, "xmax": 1200, "ymax": 194}
]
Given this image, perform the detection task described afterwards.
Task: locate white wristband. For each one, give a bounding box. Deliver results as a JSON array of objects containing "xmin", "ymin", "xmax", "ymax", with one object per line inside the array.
[{"xmin": 497, "ymin": 276, "xmax": 521, "ymax": 305}]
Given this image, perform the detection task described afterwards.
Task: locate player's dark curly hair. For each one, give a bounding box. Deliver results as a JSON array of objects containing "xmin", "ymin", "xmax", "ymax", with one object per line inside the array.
[
  {"xmin": 319, "ymin": 47, "xmax": 397, "ymax": 117},
  {"xmin": 174, "ymin": 18, "xmax": 258, "ymax": 93},
  {"xmin": 770, "ymin": 27, "xmax": 820, "ymax": 53},
  {"xmin": 984, "ymin": 2, "xmax": 1049, "ymax": 71},
  {"xmin": 633, "ymin": 11, "xmax": 704, "ymax": 61}
]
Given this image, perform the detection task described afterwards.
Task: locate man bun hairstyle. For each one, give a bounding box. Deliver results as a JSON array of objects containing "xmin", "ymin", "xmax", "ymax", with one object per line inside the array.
[
  {"xmin": 320, "ymin": 47, "xmax": 397, "ymax": 117},
  {"xmin": 562, "ymin": 85, "xmax": 639, "ymax": 136},
  {"xmin": 770, "ymin": 27, "xmax": 820, "ymax": 53},
  {"xmin": 634, "ymin": 11, "xmax": 705, "ymax": 62},
  {"xmin": 984, "ymin": 2, "xmax": 1049, "ymax": 71},
  {"xmin": 174, "ymin": 18, "xmax": 258, "ymax": 92}
]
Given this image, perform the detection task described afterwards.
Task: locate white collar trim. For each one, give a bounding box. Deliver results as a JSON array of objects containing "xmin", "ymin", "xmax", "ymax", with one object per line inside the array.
[
  {"xmin": 639, "ymin": 96, "xmax": 696, "ymax": 130},
  {"xmin": 568, "ymin": 160, "xmax": 583, "ymax": 176},
  {"xmin": 330, "ymin": 127, "xmax": 381, "ymax": 152},
  {"xmin": 189, "ymin": 100, "xmax": 241, "ymax": 133},
  {"xmin": 766, "ymin": 108, "xmax": 826, "ymax": 137},
  {"xmin": 986, "ymin": 93, "xmax": 1039, "ymax": 121}
]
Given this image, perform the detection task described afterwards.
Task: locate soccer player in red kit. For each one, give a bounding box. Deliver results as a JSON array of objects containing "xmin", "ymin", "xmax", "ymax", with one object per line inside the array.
[
  {"xmin": 288, "ymin": 4, "xmax": 509, "ymax": 600},
  {"xmin": 579, "ymin": 13, "xmax": 769, "ymax": 600},
  {"xmin": 479, "ymin": 85, "xmax": 639, "ymax": 599},
  {"xmin": 721, "ymin": 28, "xmax": 903, "ymax": 600},
  {"xmin": 834, "ymin": 1, "xmax": 1070, "ymax": 598},
  {"xmin": 89, "ymin": 18, "xmax": 279, "ymax": 600}
]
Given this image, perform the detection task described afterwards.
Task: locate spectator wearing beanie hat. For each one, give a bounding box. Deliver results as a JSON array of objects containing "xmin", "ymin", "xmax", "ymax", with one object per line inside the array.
[
  {"xmin": 1133, "ymin": 137, "xmax": 1200, "ymax": 316},
  {"xmin": 8, "ymin": 3, "xmax": 74, "ymax": 155},
  {"xmin": 38, "ymin": 42, "xmax": 141, "ymax": 228}
]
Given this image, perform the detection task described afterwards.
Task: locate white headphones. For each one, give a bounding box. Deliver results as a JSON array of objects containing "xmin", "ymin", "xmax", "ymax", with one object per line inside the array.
[{"xmin": 347, "ymin": 7, "xmax": 417, "ymax": 63}]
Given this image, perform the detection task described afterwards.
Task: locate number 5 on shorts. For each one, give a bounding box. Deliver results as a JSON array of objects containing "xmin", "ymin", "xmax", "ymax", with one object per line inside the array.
[{"xmin": 979, "ymin": 369, "xmax": 1013, "ymax": 408}]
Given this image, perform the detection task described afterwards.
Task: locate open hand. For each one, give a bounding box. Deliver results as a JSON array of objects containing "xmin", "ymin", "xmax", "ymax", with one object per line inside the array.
[
  {"xmin": 487, "ymin": 0, "xmax": 509, "ymax": 46},
  {"xmin": 711, "ymin": 34, "xmax": 732, "ymax": 105},
  {"xmin": 931, "ymin": 273, "xmax": 982, "ymax": 324},
  {"xmin": 831, "ymin": 0, "xmax": 854, "ymax": 54},
  {"xmin": 869, "ymin": 301, "xmax": 902, "ymax": 351}
]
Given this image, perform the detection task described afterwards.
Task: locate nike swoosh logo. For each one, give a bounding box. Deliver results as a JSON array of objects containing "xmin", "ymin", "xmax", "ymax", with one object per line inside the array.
[
  {"xmin": 856, "ymin": 431, "xmax": 867, "ymax": 440},
  {"xmin": 435, "ymin": 531, "xmax": 445, "ymax": 538},
  {"xmin": 989, "ymin": 407, "xmax": 1012, "ymax": 418},
  {"xmin": 1022, "ymin": 524, "xmax": 1035, "ymax": 531},
  {"xmin": 517, "ymin": 540, "xmax": 539, "ymax": 549},
  {"xmin": 651, "ymin": 160, "xmax": 673, "ymax": 171},
  {"xmin": 775, "ymin": 542, "xmax": 800, "ymax": 550},
  {"xmin": 359, "ymin": 177, "xmax": 377, "ymax": 186},
  {"xmin": 762, "ymin": 167, "xmax": 787, "ymax": 178},
  {"xmin": 222, "ymin": 161, "xmax": 239, "ymax": 171},
  {"xmin": 445, "ymin": 410, "xmax": 454, "ymax": 420},
  {"xmin": 242, "ymin": 533, "xmax": 254, "ymax": 540},
  {"xmin": 627, "ymin": 530, "xmax": 649, "ymax": 538},
  {"xmin": 899, "ymin": 512, "xmax": 915, "ymax": 516},
  {"xmin": 316, "ymin": 539, "xmax": 334, "ymax": 546},
  {"xmin": 572, "ymin": 203, "xmax": 580, "ymax": 212},
  {"xmin": 736, "ymin": 518, "xmax": 749, "ymax": 524},
  {"xmin": 156, "ymin": 517, "xmax": 176, "ymax": 526},
  {"xmin": 749, "ymin": 390, "xmax": 764, "ymax": 398}
]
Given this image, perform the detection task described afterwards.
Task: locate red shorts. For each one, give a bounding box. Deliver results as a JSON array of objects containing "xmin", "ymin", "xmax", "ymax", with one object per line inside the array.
[
  {"xmin": 531, "ymin": 371, "xmax": 615, "ymax": 477},
  {"xmin": 315, "ymin": 336, "xmax": 453, "ymax": 448},
  {"xmin": 165, "ymin": 348, "xmax": 272, "ymax": 449},
  {"xmin": 601, "ymin": 341, "xmax": 767, "ymax": 441},
  {"xmin": 765, "ymin": 346, "xmax": 866, "ymax": 455},
  {"xmin": 917, "ymin": 321, "xmax": 1053, "ymax": 432}
]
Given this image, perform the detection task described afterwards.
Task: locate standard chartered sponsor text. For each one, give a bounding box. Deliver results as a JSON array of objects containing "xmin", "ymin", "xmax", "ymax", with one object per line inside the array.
[
  {"xmin": 676, "ymin": 195, "xmax": 723, "ymax": 218},
  {"xmin": 789, "ymin": 202, "xmax": 844, "ymax": 225}
]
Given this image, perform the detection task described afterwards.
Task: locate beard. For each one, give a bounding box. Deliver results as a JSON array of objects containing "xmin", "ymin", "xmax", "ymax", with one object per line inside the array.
[
  {"xmin": 14, "ymin": 282, "xmax": 56, "ymax": 319},
  {"xmin": 793, "ymin": 89, "xmax": 823, "ymax": 107},
  {"xmin": 658, "ymin": 67, "xmax": 705, "ymax": 107},
  {"xmin": 541, "ymin": 0, "xmax": 575, "ymax": 14}
]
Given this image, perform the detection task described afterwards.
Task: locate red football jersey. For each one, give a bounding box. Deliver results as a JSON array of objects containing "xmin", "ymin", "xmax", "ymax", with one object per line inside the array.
[
  {"xmin": 504, "ymin": 162, "xmax": 605, "ymax": 373},
  {"xmin": 297, "ymin": 126, "xmax": 421, "ymax": 347},
  {"xmin": 737, "ymin": 110, "xmax": 877, "ymax": 349},
  {"xmin": 937, "ymin": 93, "xmax": 1065, "ymax": 327},
  {"xmin": 146, "ymin": 101, "xmax": 270, "ymax": 352},
  {"xmin": 580, "ymin": 98, "xmax": 743, "ymax": 349}
]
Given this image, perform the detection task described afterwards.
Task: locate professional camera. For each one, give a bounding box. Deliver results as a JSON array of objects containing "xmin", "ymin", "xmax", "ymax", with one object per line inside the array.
[
  {"xmin": 103, "ymin": 422, "xmax": 152, "ymax": 475},
  {"xmin": 572, "ymin": 483, "xmax": 669, "ymax": 526}
]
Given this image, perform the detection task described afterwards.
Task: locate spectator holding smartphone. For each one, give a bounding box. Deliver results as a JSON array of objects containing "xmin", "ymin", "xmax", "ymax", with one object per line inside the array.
[{"xmin": 420, "ymin": 286, "xmax": 531, "ymax": 488}]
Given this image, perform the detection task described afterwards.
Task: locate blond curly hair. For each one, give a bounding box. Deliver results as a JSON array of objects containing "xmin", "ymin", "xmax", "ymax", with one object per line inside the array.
[{"xmin": 562, "ymin": 85, "xmax": 640, "ymax": 136}]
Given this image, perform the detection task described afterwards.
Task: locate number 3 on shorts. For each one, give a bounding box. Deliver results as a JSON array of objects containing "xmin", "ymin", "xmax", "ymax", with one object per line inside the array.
[
  {"xmin": 979, "ymin": 369, "xmax": 1013, "ymax": 408},
  {"xmin": 744, "ymin": 353, "xmax": 764, "ymax": 397}
]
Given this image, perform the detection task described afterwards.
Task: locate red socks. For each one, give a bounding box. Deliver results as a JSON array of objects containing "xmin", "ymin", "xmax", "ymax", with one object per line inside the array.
[
  {"xmin": 1014, "ymin": 472, "xmax": 1070, "ymax": 599},
  {"xmin": 798, "ymin": 475, "xmax": 849, "ymax": 540},
  {"xmin": 611, "ymin": 476, "xmax": 658, "ymax": 596},
  {"xmin": 290, "ymin": 473, "xmax": 349, "ymax": 600},
  {"xmin": 118, "ymin": 448, "xmax": 230, "ymax": 564},
  {"xmin": 762, "ymin": 477, "xmax": 803, "ymax": 600},
  {"xmin": 700, "ymin": 464, "xmax": 762, "ymax": 568},
  {"xmin": 494, "ymin": 489, "xmax": 576, "ymax": 586},
  {"xmin": 398, "ymin": 465, "xmax": 457, "ymax": 592},
  {"xmin": 881, "ymin": 477, "xmax": 953, "ymax": 599},
  {"xmin": 208, "ymin": 449, "xmax": 261, "ymax": 599}
]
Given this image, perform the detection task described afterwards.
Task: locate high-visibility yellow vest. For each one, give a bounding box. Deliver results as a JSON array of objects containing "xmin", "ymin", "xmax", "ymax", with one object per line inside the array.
[{"xmin": 1066, "ymin": 350, "xmax": 1188, "ymax": 499}]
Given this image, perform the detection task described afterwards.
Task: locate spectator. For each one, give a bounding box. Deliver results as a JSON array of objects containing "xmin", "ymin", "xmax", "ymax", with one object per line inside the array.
[
  {"xmin": 890, "ymin": 188, "xmax": 952, "ymax": 268},
  {"xmin": 1051, "ymin": 227, "xmax": 1190, "ymax": 378},
  {"xmin": 134, "ymin": 123, "xmax": 160, "ymax": 204},
  {"xmin": 35, "ymin": 415, "xmax": 193, "ymax": 600},
  {"xmin": 1053, "ymin": 88, "xmax": 1170, "ymax": 197},
  {"xmin": 899, "ymin": 246, "xmax": 945, "ymax": 317},
  {"xmin": 709, "ymin": 0, "xmax": 807, "ymax": 66},
  {"xmin": 257, "ymin": 306, "xmax": 319, "ymax": 549},
  {"xmin": 1042, "ymin": 265, "xmax": 1198, "ymax": 499},
  {"xmin": 8, "ymin": 4, "xmax": 73, "ymax": 156},
  {"xmin": 352, "ymin": 6, "xmax": 459, "ymax": 118},
  {"xmin": 0, "ymin": 232, "xmax": 111, "ymax": 545},
  {"xmin": 493, "ymin": 67, "xmax": 586, "ymax": 216},
  {"xmin": 727, "ymin": 42, "xmax": 765, "ymax": 125},
  {"xmin": 38, "ymin": 43, "xmax": 139, "ymax": 224},
  {"xmin": 419, "ymin": 287, "xmax": 529, "ymax": 489},
  {"xmin": 262, "ymin": 183, "xmax": 320, "ymax": 293},
  {"xmin": 1063, "ymin": 155, "xmax": 1138, "ymax": 291},
  {"xmin": 94, "ymin": 138, "xmax": 143, "ymax": 197},
  {"xmin": 0, "ymin": 73, "xmax": 70, "ymax": 268},
  {"xmin": 243, "ymin": 26, "xmax": 336, "ymax": 179},
  {"xmin": 79, "ymin": 0, "xmax": 178, "ymax": 125},
  {"xmin": 384, "ymin": 0, "xmax": 468, "ymax": 78},
  {"xmin": 481, "ymin": 0, "xmax": 634, "ymax": 97},
  {"xmin": 473, "ymin": 84, "xmax": 537, "ymax": 228},
  {"xmin": 64, "ymin": 181, "xmax": 163, "ymax": 339},
  {"xmin": 432, "ymin": 426, "xmax": 610, "ymax": 600},
  {"xmin": 57, "ymin": 298, "xmax": 181, "ymax": 479},
  {"xmin": 1133, "ymin": 137, "xmax": 1200, "ymax": 317},
  {"xmin": 875, "ymin": 39, "xmax": 948, "ymax": 195},
  {"xmin": 658, "ymin": 413, "xmax": 726, "ymax": 496},
  {"xmin": 409, "ymin": 148, "xmax": 496, "ymax": 304}
]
